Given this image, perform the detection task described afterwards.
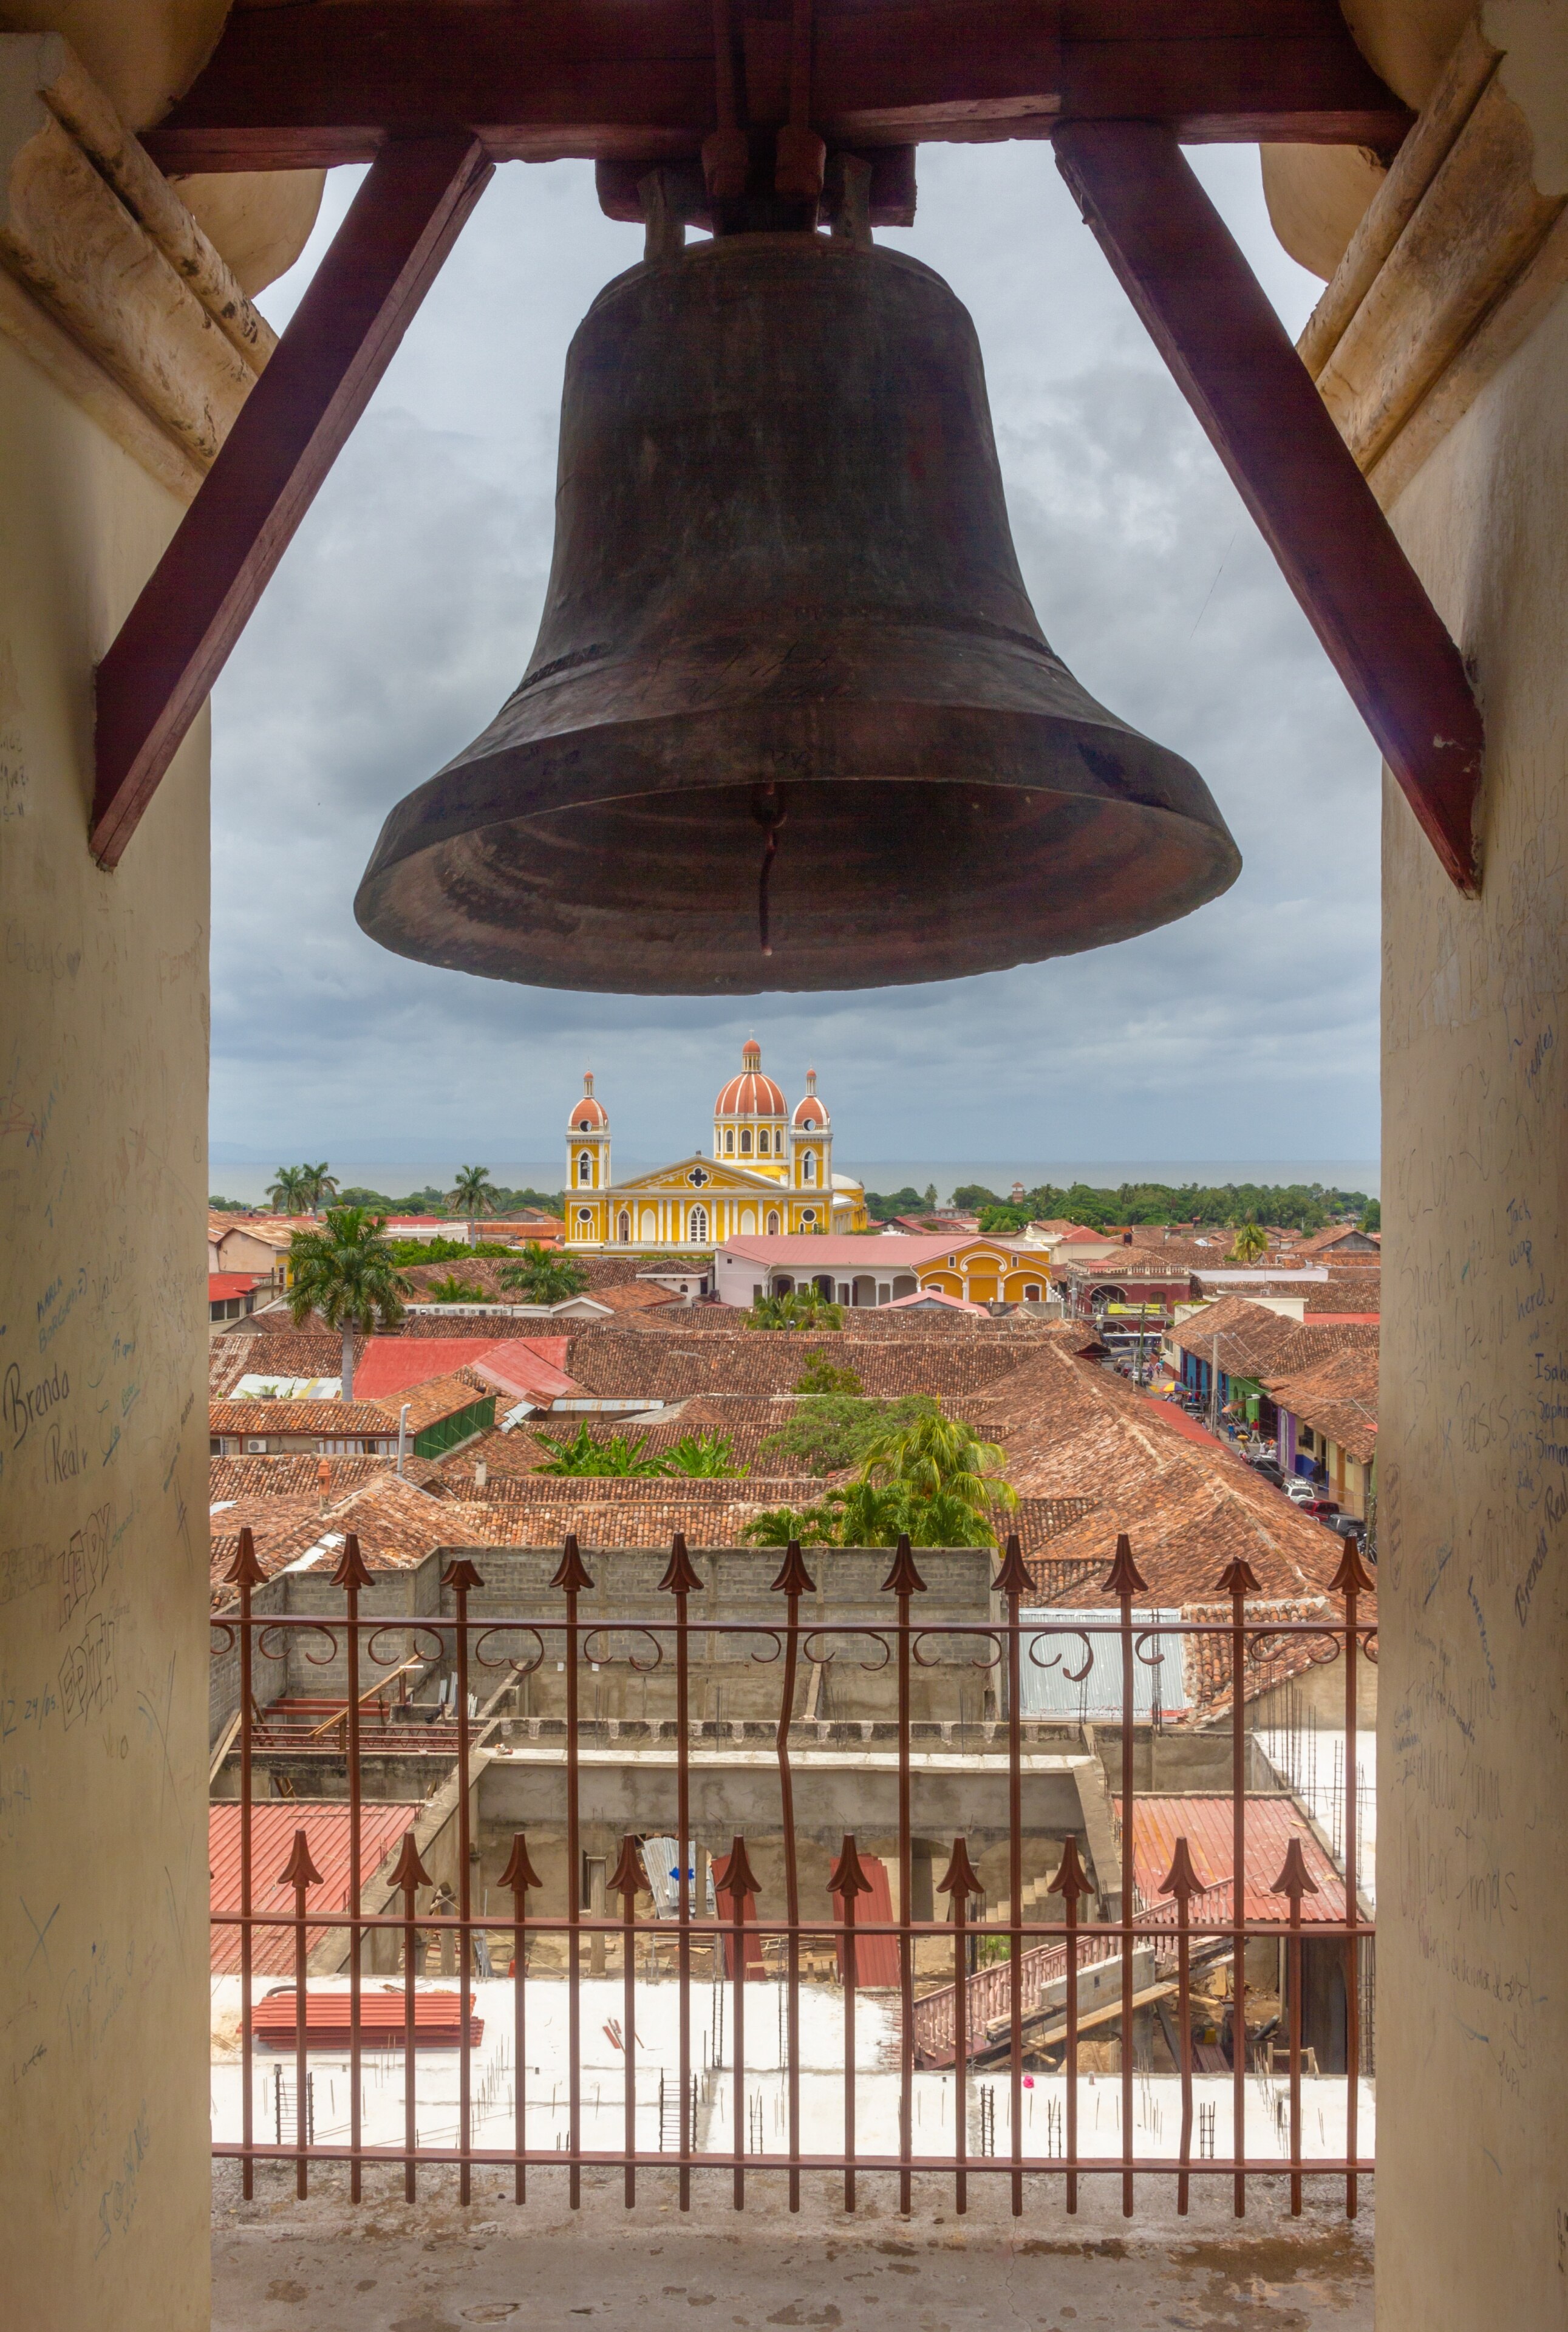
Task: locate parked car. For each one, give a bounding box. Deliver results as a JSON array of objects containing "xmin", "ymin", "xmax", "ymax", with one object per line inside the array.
[
  {"xmin": 1327, "ymin": 1513, "xmax": 1366, "ymax": 1539},
  {"xmin": 1301, "ymin": 1496, "xmax": 1341, "ymax": 1518},
  {"xmin": 1249, "ymin": 1458, "xmax": 1284, "ymax": 1485},
  {"xmin": 1283, "ymin": 1479, "xmax": 1318, "ymax": 1504}
]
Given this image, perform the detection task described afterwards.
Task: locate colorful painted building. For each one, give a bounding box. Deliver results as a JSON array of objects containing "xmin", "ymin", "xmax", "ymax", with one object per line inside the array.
[{"xmin": 563, "ymin": 1042, "xmax": 869, "ymax": 1251}]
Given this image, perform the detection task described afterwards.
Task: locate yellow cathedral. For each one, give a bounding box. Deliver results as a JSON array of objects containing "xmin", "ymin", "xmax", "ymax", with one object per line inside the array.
[{"xmin": 562, "ymin": 1042, "xmax": 870, "ymax": 1250}]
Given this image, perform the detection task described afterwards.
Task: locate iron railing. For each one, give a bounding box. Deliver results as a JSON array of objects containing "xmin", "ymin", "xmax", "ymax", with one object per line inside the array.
[{"xmin": 209, "ymin": 1527, "xmax": 1375, "ymax": 2218}]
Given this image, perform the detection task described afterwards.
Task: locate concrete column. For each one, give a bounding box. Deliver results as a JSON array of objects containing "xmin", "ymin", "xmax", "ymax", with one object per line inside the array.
[
  {"xmin": 1379, "ymin": 283, "xmax": 1568, "ymax": 2326},
  {"xmin": 0, "ymin": 339, "xmax": 210, "ymax": 2317}
]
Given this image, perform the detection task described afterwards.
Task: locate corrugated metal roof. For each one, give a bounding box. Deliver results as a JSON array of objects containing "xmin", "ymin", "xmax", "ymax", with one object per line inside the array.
[
  {"xmin": 1117, "ymin": 1793, "xmax": 1348, "ymax": 1922},
  {"xmin": 1018, "ymin": 1609, "xmax": 1191, "ymax": 1722},
  {"xmin": 210, "ymin": 1801, "xmax": 422, "ymax": 1973}
]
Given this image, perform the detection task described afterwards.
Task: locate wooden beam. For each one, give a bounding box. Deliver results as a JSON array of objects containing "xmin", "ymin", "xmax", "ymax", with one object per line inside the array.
[
  {"xmin": 144, "ymin": 0, "xmax": 1409, "ymax": 174},
  {"xmin": 1052, "ymin": 120, "xmax": 1482, "ymax": 895},
  {"xmin": 92, "ymin": 133, "xmax": 492, "ymax": 868}
]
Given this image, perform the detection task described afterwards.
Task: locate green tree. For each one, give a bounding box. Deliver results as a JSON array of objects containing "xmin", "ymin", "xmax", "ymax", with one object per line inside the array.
[
  {"xmin": 661, "ymin": 1431, "xmax": 746, "ymax": 1478},
  {"xmin": 287, "ymin": 1205, "xmax": 406, "ymax": 1398},
  {"xmin": 267, "ymin": 1165, "xmax": 311, "ymax": 1212},
  {"xmin": 747, "ymin": 1288, "xmax": 843, "ymax": 1331},
  {"xmin": 1360, "ymin": 1199, "xmax": 1382, "ymax": 1233},
  {"xmin": 531, "ymin": 1425, "xmax": 668, "ymax": 1477},
  {"xmin": 1229, "ymin": 1219, "xmax": 1269, "ymax": 1265},
  {"xmin": 794, "ymin": 1353, "xmax": 863, "ymax": 1397},
  {"xmin": 451, "ymin": 1164, "xmax": 495, "ymax": 1219},
  {"xmin": 924, "ymin": 1184, "xmax": 938, "ymax": 1209},
  {"xmin": 424, "ymin": 1273, "xmax": 488, "ymax": 1302},
  {"xmin": 758, "ymin": 1391, "xmax": 938, "ymax": 1478},
  {"xmin": 741, "ymin": 1502, "xmax": 838, "ymax": 1547},
  {"xmin": 500, "ymin": 1243, "xmax": 590, "ymax": 1304},
  {"xmin": 856, "ymin": 1411, "xmax": 1016, "ymax": 1547},
  {"xmin": 949, "ymin": 1185, "xmax": 1001, "ymax": 1213},
  {"xmin": 830, "ymin": 1478, "xmax": 911, "ymax": 1546}
]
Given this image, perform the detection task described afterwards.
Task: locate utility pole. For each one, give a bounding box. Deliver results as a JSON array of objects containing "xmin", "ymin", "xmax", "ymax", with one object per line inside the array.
[
  {"xmin": 397, "ymin": 1402, "xmax": 410, "ymax": 1476},
  {"xmin": 1208, "ymin": 1333, "xmax": 1221, "ymax": 1434}
]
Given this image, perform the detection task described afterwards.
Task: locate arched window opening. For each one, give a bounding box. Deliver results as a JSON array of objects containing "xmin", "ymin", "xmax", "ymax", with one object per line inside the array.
[
  {"xmin": 688, "ymin": 1205, "xmax": 708, "ymax": 1243},
  {"xmin": 578, "ymin": 1151, "xmax": 591, "ymax": 1184},
  {"xmin": 725, "ymin": 1130, "xmax": 734, "ymax": 1153},
  {"xmin": 766, "ymin": 1209, "xmax": 780, "ymax": 1235},
  {"xmin": 802, "ymin": 1151, "xmax": 815, "ymax": 1182},
  {"xmin": 618, "ymin": 1211, "xmax": 631, "ymax": 1243},
  {"xmin": 740, "ymin": 1128, "xmax": 752, "ymax": 1154}
]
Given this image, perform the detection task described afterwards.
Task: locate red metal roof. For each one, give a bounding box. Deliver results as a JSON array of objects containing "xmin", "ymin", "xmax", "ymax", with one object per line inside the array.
[
  {"xmin": 210, "ymin": 1273, "xmax": 264, "ymax": 1298},
  {"xmin": 210, "ymin": 1801, "xmax": 422, "ymax": 1972},
  {"xmin": 1117, "ymin": 1793, "xmax": 1348, "ymax": 1922}
]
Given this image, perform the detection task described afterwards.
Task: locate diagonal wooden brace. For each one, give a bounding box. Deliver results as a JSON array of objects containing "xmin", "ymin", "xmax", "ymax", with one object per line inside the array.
[
  {"xmin": 91, "ymin": 131, "xmax": 493, "ymax": 867},
  {"xmin": 1054, "ymin": 120, "xmax": 1484, "ymax": 895}
]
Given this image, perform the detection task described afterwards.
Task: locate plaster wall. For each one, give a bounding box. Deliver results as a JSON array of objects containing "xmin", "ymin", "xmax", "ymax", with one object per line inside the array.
[
  {"xmin": 0, "ymin": 324, "xmax": 210, "ymax": 2318},
  {"xmin": 1379, "ymin": 276, "xmax": 1568, "ymax": 2325}
]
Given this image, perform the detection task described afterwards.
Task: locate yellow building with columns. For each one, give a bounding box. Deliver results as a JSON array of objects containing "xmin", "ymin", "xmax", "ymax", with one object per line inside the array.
[{"xmin": 564, "ymin": 1042, "xmax": 868, "ymax": 1249}]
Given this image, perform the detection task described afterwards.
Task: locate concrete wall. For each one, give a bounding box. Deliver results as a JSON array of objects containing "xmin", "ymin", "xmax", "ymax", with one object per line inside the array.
[
  {"xmin": 0, "ymin": 326, "xmax": 209, "ymax": 2317},
  {"xmin": 1379, "ymin": 268, "xmax": 1568, "ymax": 2326}
]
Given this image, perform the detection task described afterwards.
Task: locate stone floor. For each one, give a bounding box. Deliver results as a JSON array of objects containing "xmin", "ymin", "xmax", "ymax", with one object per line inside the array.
[{"xmin": 212, "ymin": 2163, "xmax": 1373, "ymax": 2331}]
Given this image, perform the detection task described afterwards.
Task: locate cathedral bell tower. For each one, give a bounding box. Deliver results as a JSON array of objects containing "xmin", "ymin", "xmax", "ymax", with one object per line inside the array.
[{"xmin": 565, "ymin": 1071, "xmax": 611, "ymax": 1222}]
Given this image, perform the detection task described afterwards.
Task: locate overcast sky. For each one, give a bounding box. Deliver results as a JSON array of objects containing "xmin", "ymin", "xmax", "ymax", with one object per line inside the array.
[{"xmin": 211, "ymin": 143, "xmax": 1379, "ymax": 1170}]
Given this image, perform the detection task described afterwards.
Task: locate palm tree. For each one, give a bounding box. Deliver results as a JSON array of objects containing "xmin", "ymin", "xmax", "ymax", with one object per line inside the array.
[
  {"xmin": 856, "ymin": 1411, "xmax": 1016, "ymax": 1547},
  {"xmin": 741, "ymin": 1502, "xmax": 837, "ymax": 1547},
  {"xmin": 830, "ymin": 1478, "xmax": 909, "ymax": 1547},
  {"xmin": 1229, "ymin": 1218, "xmax": 1269, "ymax": 1265},
  {"xmin": 267, "ymin": 1165, "xmax": 310, "ymax": 1213},
  {"xmin": 286, "ymin": 1205, "xmax": 406, "ymax": 1398},
  {"xmin": 747, "ymin": 1287, "xmax": 844, "ymax": 1331},
  {"xmin": 424, "ymin": 1273, "xmax": 487, "ymax": 1302},
  {"xmin": 500, "ymin": 1243, "xmax": 590, "ymax": 1304},
  {"xmin": 302, "ymin": 1162, "xmax": 339, "ymax": 1212},
  {"xmin": 451, "ymin": 1164, "xmax": 495, "ymax": 1224}
]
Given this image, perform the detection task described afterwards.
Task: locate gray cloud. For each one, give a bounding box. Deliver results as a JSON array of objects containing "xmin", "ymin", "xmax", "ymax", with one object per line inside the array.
[{"xmin": 211, "ymin": 144, "xmax": 1379, "ymax": 1165}]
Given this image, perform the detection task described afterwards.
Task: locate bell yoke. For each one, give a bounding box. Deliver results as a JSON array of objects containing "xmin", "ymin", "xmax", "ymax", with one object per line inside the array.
[{"xmin": 356, "ymin": 159, "xmax": 1241, "ymax": 994}]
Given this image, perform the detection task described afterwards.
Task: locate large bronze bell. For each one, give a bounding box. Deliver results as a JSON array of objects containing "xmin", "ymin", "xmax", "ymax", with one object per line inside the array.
[{"xmin": 355, "ymin": 231, "xmax": 1239, "ymax": 994}]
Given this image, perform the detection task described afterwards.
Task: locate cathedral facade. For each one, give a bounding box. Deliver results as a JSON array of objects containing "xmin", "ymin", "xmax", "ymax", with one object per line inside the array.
[{"xmin": 562, "ymin": 1042, "xmax": 868, "ymax": 1250}]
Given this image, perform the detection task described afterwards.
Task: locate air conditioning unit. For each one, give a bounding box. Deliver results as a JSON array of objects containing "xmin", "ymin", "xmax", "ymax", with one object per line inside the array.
[{"xmin": 244, "ymin": 1437, "xmax": 267, "ymax": 1454}]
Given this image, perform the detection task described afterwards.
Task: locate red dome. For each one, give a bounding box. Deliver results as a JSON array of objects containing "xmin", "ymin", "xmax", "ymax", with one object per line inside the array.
[
  {"xmin": 715, "ymin": 1040, "xmax": 785, "ymax": 1118},
  {"xmin": 793, "ymin": 1067, "xmax": 828, "ymax": 1128},
  {"xmin": 570, "ymin": 1072, "xmax": 607, "ymax": 1130}
]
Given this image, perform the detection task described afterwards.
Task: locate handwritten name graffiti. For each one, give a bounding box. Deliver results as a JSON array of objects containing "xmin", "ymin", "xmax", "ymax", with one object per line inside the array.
[
  {"xmin": 58, "ymin": 1613, "xmax": 116, "ymax": 1730},
  {"xmin": 94, "ymin": 2108, "xmax": 149, "ymax": 2257},
  {"xmin": 3, "ymin": 1357, "xmax": 69, "ymax": 1450},
  {"xmin": 58, "ymin": 1505, "xmax": 112, "ymax": 1628}
]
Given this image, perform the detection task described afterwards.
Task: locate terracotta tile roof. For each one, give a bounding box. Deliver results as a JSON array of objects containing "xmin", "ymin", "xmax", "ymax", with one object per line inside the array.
[
  {"xmin": 1168, "ymin": 1297, "xmax": 1374, "ymax": 1380},
  {"xmin": 210, "ymin": 1471, "xmax": 497, "ymax": 1597},
  {"xmin": 963, "ymin": 1337, "xmax": 1353, "ymax": 1604},
  {"xmin": 560, "ymin": 1329, "xmax": 1032, "ymax": 1400},
  {"xmin": 590, "ymin": 1280, "xmax": 682, "ymax": 1314},
  {"xmin": 210, "ymin": 1374, "xmax": 492, "ymax": 1445},
  {"xmin": 1267, "ymin": 1345, "xmax": 1379, "ymax": 1464},
  {"xmin": 210, "ymin": 1454, "xmax": 431, "ymax": 1503},
  {"xmin": 210, "ymin": 1397, "xmax": 401, "ymax": 1437},
  {"xmin": 426, "ymin": 1475, "xmax": 825, "ymax": 1549},
  {"xmin": 1296, "ymin": 1224, "xmax": 1380, "ymax": 1258},
  {"xmin": 1303, "ymin": 1270, "xmax": 1380, "ymax": 1317},
  {"xmin": 210, "ymin": 1332, "xmax": 364, "ymax": 1396}
]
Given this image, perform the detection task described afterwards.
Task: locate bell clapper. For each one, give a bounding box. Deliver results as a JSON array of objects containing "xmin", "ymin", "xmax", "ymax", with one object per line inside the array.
[
  {"xmin": 638, "ymin": 168, "xmax": 687, "ymax": 265},
  {"xmin": 752, "ymin": 784, "xmax": 788, "ymax": 956}
]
